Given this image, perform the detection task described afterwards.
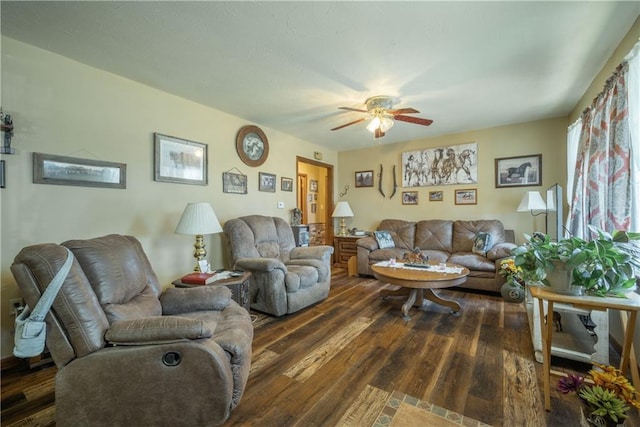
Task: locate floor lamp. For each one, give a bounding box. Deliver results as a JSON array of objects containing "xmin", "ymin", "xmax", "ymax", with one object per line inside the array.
[{"xmin": 517, "ymin": 191, "xmax": 548, "ymax": 233}]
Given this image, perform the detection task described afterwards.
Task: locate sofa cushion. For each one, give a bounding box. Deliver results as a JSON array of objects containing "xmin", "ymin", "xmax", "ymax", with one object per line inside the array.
[
  {"xmin": 452, "ymin": 220, "xmax": 505, "ymax": 254},
  {"xmin": 377, "ymin": 219, "xmax": 416, "ymax": 250},
  {"xmin": 415, "ymin": 220, "xmax": 453, "ymax": 252},
  {"xmin": 421, "ymin": 250, "xmax": 450, "ymax": 263},
  {"xmin": 374, "ymin": 231, "xmax": 395, "ymax": 249},
  {"xmin": 368, "ymin": 248, "xmax": 411, "ymax": 262},
  {"xmin": 472, "ymin": 232, "xmax": 493, "ymax": 256},
  {"xmin": 448, "ymin": 253, "xmax": 496, "ymax": 272}
]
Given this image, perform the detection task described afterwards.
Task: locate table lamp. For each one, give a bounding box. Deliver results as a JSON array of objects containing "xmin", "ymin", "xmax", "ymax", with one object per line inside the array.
[
  {"xmin": 517, "ymin": 191, "xmax": 548, "ymax": 233},
  {"xmin": 332, "ymin": 201, "xmax": 354, "ymax": 237},
  {"xmin": 175, "ymin": 202, "xmax": 223, "ymax": 271}
]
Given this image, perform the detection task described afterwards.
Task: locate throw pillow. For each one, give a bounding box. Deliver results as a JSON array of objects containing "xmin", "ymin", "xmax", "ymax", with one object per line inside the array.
[
  {"xmin": 374, "ymin": 231, "xmax": 395, "ymax": 249},
  {"xmin": 472, "ymin": 232, "xmax": 492, "ymax": 256}
]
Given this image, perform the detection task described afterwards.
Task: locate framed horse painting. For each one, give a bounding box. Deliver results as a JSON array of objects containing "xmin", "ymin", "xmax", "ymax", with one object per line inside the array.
[
  {"xmin": 494, "ymin": 154, "xmax": 542, "ymax": 188},
  {"xmin": 401, "ymin": 142, "xmax": 477, "ymax": 187}
]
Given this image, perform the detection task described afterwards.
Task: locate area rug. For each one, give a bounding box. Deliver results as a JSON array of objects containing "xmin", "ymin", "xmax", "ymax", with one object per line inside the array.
[{"xmin": 372, "ymin": 389, "xmax": 492, "ymax": 427}]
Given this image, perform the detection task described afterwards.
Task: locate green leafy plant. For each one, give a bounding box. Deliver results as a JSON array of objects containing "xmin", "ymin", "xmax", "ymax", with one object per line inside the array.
[{"xmin": 512, "ymin": 227, "xmax": 640, "ymax": 297}]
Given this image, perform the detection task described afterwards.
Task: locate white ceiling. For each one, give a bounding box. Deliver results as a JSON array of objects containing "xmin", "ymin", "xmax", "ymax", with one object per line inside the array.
[{"xmin": 1, "ymin": 1, "xmax": 639, "ymax": 152}]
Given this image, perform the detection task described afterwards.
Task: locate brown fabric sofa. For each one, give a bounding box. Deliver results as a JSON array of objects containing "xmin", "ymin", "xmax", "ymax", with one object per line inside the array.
[
  {"xmin": 357, "ymin": 219, "xmax": 516, "ymax": 293},
  {"xmin": 11, "ymin": 234, "xmax": 253, "ymax": 427}
]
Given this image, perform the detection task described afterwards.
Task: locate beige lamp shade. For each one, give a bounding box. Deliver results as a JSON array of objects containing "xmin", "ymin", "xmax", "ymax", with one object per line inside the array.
[
  {"xmin": 175, "ymin": 202, "xmax": 222, "ymax": 272},
  {"xmin": 175, "ymin": 202, "xmax": 222, "ymax": 235},
  {"xmin": 517, "ymin": 191, "xmax": 546, "ymax": 212},
  {"xmin": 331, "ymin": 201, "xmax": 354, "ymax": 218}
]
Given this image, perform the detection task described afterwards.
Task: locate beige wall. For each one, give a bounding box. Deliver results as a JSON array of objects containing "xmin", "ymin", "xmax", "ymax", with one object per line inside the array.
[
  {"xmin": 338, "ymin": 117, "xmax": 568, "ymax": 242},
  {"xmin": 0, "ymin": 37, "xmax": 338, "ymax": 358}
]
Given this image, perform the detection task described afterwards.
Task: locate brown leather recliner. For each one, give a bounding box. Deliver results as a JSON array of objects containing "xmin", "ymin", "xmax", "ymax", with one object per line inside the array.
[{"xmin": 10, "ymin": 234, "xmax": 253, "ymax": 427}]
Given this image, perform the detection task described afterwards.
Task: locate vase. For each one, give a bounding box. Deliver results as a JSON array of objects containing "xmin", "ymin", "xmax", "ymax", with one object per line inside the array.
[
  {"xmin": 580, "ymin": 405, "xmax": 625, "ymax": 426},
  {"xmin": 548, "ymin": 260, "xmax": 583, "ymax": 296},
  {"xmin": 501, "ymin": 279, "xmax": 525, "ymax": 303}
]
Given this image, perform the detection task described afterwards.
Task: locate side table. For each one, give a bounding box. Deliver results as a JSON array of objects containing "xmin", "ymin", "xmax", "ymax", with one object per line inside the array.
[
  {"xmin": 172, "ymin": 271, "xmax": 251, "ymax": 312},
  {"xmin": 530, "ymin": 286, "xmax": 640, "ymax": 411},
  {"xmin": 333, "ymin": 235, "xmax": 360, "ymax": 269}
]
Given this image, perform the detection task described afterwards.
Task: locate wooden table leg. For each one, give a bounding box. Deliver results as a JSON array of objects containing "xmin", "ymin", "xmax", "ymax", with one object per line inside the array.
[
  {"xmin": 380, "ymin": 287, "xmax": 410, "ymax": 300},
  {"xmin": 401, "ymin": 289, "xmax": 418, "ymax": 320},
  {"xmin": 620, "ymin": 310, "xmax": 640, "ymax": 391},
  {"xmin": 537, "ymin": 297, "xmax": 553, "ymax": 411},
  {"xmin": 423, "ymin": 289, "xmax": 461, "ymax": 314}
]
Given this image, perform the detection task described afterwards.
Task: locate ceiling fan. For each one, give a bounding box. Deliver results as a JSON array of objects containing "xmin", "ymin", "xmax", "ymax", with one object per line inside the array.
[{"xmin": 331, "ymin": 95, "xmax": 433, "ymax": 138}]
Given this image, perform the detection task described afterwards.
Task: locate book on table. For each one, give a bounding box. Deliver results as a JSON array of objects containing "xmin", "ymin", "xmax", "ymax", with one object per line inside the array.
[{"xmin": 181, "ymin": 272, "xmax": 217, "ymax": 285}]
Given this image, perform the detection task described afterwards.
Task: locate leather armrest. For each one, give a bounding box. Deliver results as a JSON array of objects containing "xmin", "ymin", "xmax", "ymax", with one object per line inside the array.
[
  {"xmin": 105, "ymin": 316, "xmax": 212, "ymax": 345},
  {"xmin": 356, "ymin": 236, "xmax": 379, "ymax": 251},
  {"xmin": 234, "ymin": 257, "xmax": 286, "ymax": 272},
  {"xmin": 160, "ymin": 286, "xmax": 231, "ymax": 315},
  {"xmin": 487, "ymin": 242, "xmax": 517, "ymax": 261}
]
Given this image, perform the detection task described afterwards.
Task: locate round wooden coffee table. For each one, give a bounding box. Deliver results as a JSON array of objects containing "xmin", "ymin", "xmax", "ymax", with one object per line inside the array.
[{"xmin": 372, "ymin": 261, "xmax": 469, "ymax": 320}]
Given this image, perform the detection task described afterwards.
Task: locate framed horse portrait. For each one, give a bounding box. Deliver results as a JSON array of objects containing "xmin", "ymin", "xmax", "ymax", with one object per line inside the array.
[
  {"xmin": 495, "ymin": 154, "xmax": 542, "ymax": 188},
  {"xmin": 401, "ymin": 142, "xmax": 477, "ymax": 187}
]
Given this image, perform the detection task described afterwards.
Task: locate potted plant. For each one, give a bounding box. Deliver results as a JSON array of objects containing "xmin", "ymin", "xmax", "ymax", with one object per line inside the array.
[
  {"xmin": 512, "ymin": 227, "xmax": 640, "ymax": 297},
  {"xmin": 557, "ymin": 364, "xmax": 640, "ymax": 426}
]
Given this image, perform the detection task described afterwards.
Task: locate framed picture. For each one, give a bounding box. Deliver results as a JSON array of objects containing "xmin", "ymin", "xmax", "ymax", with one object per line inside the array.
[
  {"xmin": 281, "ymin": 177, "xmax": 293, "ymax": 192},
  {"xmin": 0, "ymin": 160, "xmax": 5, "ymax": 189},
  {"xmin": 455, "ymin": 188, "xmax": 477, "ymax": 205},
  {"xmin": 222, "ymin": 171, "xmax": 247, "ymax": 194},
  {"xmin": 259, "ymin": 172, "xmax": 276, "ymax": 192},
  {"xmin": 402, "ymin": 142, "xmax": 477, "ymax": 187},
  {"xmin": 33, "ymin": 152, "xmax": 126, "ymax": 189},
  {"xmin": 311, "ymin": 203, "xmax": 317, "ymax": 213},
  {"xmin": 429, "ymin": 191, "xmax": 443, "ymax": 202},
  {"xmin": 309, "ymin": 179, "xmax": 318, "ymax": 192},
  {"xmin": 402, "ymin": 191, "xmax": 418, "ymax": 205},
  {"xmin": 355, "ymin": 170, "xmax": 374, "ymax": 187},
  {"xmin": 495, "ymin": 154, "xmax": 542, "ymax": 188},
  {"xmin": 314, "ymin": 193, "xmax": 317, "ymax": 201},
  {"xmin": 154, "ymin": 133, "xmax": 207, "ymax": 185},
  {"xmin": 236, "ymin": 125, "xmax": 269, "ymax": 167}
]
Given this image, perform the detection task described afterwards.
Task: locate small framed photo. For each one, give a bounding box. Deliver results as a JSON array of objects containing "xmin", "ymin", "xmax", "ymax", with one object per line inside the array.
[
  {"xmin": 429, "ymin": 191, "xmax": 443, "ymax": 202},
  {"xmin": 311, "ymin": 203, "xmax": 317, "ymax": 213},
  {"xmin": 259, "ymin": 172, "xmax": 276, "ymax": 192},
  {"xmin": 495, "ymin": 154, "xmax": 542, "ymax": 188},
  {"xmin": 309, "ymin": 179, "xmax": 318, "ymax": 192},
  {"xmin": 0, "ymin": 160, "xmax": 5, "ymax": 189},
  {"xmin": 355, "ymin": 170, "xmax": 374, "ymax": 188},
  {"xmin": 402, "ymin": 191, "xmax": 418, "ymax": 205},
  {"xmin": 222, "ymin": 171, "xmax": 247, "ymax": 194},
  {"xmin": 281, "ymin": 177, "xmax": 293, "ymax": 192},
  {"xmin": 154, "ymin": 133, "xmax": 207, "ymax": 185},
  {"xmin": 455, "ymin": 188, "xmax": 477, "ymax": 205},
  {"xmin": 33, "ymin": 152, "xmax": 126, "ymax": 189}
]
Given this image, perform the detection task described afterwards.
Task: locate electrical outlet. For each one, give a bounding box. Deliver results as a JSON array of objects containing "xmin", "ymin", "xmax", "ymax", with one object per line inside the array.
[{"xmin": 9, "ymin": 298, "xmax": 24, "ymax": 316}]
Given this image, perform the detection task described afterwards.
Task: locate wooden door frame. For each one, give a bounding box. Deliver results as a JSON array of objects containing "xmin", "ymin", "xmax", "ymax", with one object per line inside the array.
[{"xmin": 296, "ymin": 156, "xmax": 334, "ymax": 245}]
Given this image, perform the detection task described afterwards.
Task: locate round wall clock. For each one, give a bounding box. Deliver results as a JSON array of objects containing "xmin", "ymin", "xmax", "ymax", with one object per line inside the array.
[{"xmin": 236, "ymin": 125, "xmax": 269, "ymax": 167}]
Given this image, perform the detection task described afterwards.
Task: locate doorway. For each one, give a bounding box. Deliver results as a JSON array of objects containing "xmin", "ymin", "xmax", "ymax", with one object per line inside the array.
[{"xmin": 296, "ymin": 156, "xmax": 334, "ymax": 246}]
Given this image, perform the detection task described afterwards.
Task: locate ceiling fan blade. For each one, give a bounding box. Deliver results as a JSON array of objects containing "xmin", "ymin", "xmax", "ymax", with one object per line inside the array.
[
  {"xmin": 393, "ymin": 115, "xmax": 433, "ymax": 126},
  {"xmin": 374, "ymin": 128, "xmax": 385, "ymax": 138},
  {"xmin": 338, "ymin": 107, "xmax": 368, "ymax": 113},
  {"xmin": 330, "ymin": 117, "xmax": 367, "ymax": 131},
  {"xmin": 388, "ymin": 108, "xmax": 419, "ymax": 115}
]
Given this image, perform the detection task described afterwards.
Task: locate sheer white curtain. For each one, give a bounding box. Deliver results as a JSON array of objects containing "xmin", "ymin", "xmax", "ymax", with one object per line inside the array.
[
  {"xmin": 566, "ymin": 118, "xmax": 582, "ymax": 236},
  {"xmin": 625, "ymin": 41, "xmax": 639, "ymax": 231}
]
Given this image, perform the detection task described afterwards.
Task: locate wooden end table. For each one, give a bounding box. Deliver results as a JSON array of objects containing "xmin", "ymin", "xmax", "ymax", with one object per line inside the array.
[
  {"xmin": 172, "ymin": 271, "xmax": 251, "ymax": 312},
  {"xmin": 530, "ymin": 286, "xmax": 640, "ymax": 411}
]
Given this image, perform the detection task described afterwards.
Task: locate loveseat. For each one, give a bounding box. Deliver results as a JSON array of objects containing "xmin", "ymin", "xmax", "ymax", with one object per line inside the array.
[
  {"xmin": 11, "ymin": 234, "xmax": 252, "ymax": 426},
  {"xmin": 357, "ymin": 219, "xmax": 516, "ymax": 293}
]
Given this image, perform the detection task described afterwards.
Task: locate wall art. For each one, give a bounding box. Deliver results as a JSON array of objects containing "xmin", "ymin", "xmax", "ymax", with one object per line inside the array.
[
  {"xmin": 33, "ymin": 152, "xmax": 126, "ymax": 189},
  {"xmin": 495, "ymin": 154, "xmax": 542, "ymax": 188},
  {"xmin": 402, "ymin": 142, "xmax": 477, "ymax": 187},
  {"xmin": 236, "ymin": 125, "xmax": 269, "ymax": 167},
  {"xmin": 355, "ymin": 170, "xmax": 374, "ymax": 188},
  {"xmin": 455, "ymin": 188, "xmax": 477, "ymax": 205},
  {"xmin": 402, "ymin": 191, "xmax": 418, "ymax": 205},
  {"xmin": 222, "ymin": 171, "xmax": 247, "ymax": 194},
  {"xmin": 0, "ymin": 160, "xmax": 5, "ymax": 188},
  {"xmin": 154, "ymin": 133, "xmax": 207, "ymax": 185},
  {"xmin": 259, "ymin": 172, "xmax": 276, "ymax": 192},
  {"xmin": 281, "ymin": 177, "xmax": 293, "ymax": 192},
  {"xmin": 309, "ymin": 179, "xmax": 318, "ymax": 192},
  {"xmin": 429, "ymin": 191, "xmax": 443, "ymax": 201}
]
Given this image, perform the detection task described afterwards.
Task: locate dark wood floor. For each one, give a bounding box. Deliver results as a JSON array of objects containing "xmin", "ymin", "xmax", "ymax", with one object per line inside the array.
[{"xmin": 2, "ymin": 268, "xmax": 639, "ymax": 426}]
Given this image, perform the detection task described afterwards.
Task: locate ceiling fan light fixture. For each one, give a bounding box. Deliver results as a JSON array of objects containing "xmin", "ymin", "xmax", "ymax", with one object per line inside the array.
[
  {"xmin": 366, "ymin": 116, "xmax": 381, "ymax": 132},
  {"xmin": 380, "ymin": 116, "xmax": 394, "ymax": 132}
]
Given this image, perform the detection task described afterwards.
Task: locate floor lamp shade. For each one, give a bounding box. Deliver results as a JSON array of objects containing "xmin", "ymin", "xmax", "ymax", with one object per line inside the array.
[
  {"xmin": 517, "ymin": 191, "xmax": 546, "ymax": 212},
  {"xmin": 175, "ymin": 202, "xmax": 223, "ymax": 271}
]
